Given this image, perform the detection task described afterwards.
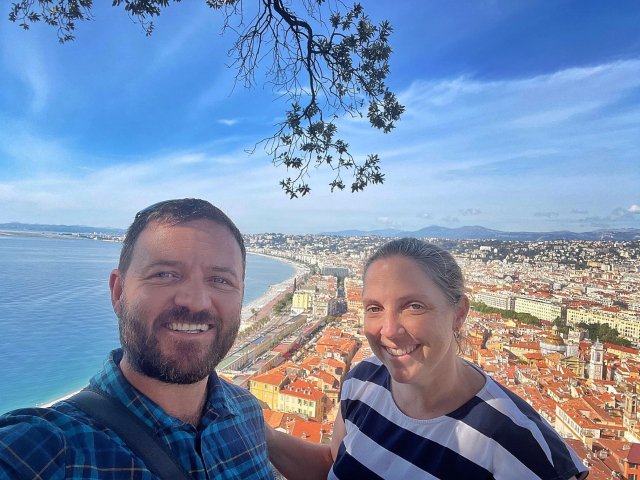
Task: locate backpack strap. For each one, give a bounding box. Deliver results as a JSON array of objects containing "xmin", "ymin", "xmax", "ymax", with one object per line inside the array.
[{"xmin": 67, "ymin": 389, "xmax": 192, "ymax": 480}]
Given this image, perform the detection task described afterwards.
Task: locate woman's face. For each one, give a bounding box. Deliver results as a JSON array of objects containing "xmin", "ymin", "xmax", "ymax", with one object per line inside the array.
[{"xmin": 362, "ymin": 255, "xmax": 468, "ymax": 386}]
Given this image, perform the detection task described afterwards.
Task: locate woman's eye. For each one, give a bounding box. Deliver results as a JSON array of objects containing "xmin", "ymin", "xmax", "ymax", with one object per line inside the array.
[{"xmin": 408, "ymin": 303, "xmax": 424, "ymax": 311}]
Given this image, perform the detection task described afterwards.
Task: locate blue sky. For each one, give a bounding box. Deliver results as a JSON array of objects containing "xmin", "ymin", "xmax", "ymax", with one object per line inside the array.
[{"xmin": 1, "ymin": 1, "xmax": 639, "ymax": 234}]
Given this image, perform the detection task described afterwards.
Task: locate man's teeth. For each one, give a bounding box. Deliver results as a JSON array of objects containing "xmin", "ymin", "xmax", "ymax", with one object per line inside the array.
[
  {"xmin": 385, "ymin": 345, "xmax": 418, "ymax": 356},
  {"xmin": 167, "ymin": 323, "xmax": 211, "ymax": 333}
]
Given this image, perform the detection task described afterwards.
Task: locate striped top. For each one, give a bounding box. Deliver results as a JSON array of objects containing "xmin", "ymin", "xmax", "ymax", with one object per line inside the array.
[
  {"xmin": 329, "ymin": 356, "xmax": 588, "ymax": 480},
  {"xmin": 0, "ymin": 349, "xmax": 274, "ymax": 479}
]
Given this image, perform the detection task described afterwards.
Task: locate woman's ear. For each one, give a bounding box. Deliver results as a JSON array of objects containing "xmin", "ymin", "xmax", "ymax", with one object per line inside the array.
[{"xmin": 454, "ymin": 294, "xmax": 470, "ymax": 332}]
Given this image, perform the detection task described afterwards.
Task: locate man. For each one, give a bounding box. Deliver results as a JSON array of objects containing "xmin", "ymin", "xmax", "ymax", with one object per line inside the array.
[{"xmin": 0, "ymin": 199, "xmax": 274, "ymax": 479}]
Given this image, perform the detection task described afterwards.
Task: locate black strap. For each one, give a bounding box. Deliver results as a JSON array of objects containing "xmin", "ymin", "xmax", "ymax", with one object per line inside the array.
[{"xmin": 67, "ymin": 389, "xmax": 191, "ymax": 480}]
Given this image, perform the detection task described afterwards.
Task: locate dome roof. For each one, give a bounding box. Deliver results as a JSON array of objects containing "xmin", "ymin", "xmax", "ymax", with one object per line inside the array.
[{"xmin": 543, "ymin": 333, "xmax": 566, "ymax": 346}]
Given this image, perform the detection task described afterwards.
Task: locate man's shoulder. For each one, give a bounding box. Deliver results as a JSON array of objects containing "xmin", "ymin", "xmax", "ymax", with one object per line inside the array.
[
  {"xmin": 218, "ymin": 378, "xmax": 259, "ymax": 403},
  {"xmin": 0, "ymin": 402, "xmax": 95, "ymax": 442},
  {"xmin": 0, "ymin": 406, "xmax": 77, "ymax": 477}
]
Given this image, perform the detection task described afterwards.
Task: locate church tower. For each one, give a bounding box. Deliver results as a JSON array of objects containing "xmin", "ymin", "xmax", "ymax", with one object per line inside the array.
[{"xmin": 588, "ymin": 339, "xmax": 604, "ymax": 380}]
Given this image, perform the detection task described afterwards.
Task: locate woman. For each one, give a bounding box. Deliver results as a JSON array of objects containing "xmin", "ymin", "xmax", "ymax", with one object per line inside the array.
[{"xmin": 267, "ymin": 238, "xmax": 589, "ymax": 479}]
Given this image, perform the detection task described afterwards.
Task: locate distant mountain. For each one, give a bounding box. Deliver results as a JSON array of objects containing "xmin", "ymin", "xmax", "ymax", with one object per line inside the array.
[
  {"xmin": 322, "ymin": 225, "xmax": 640, "ymax": 241},
  {"xmin": 0, "ymin": 222, "xmax": 125, "ymax": 235}
]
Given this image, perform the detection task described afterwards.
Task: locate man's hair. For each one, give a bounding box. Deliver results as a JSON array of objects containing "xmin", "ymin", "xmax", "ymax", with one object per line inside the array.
[
  {"xmin": 364, "ymin": 237, "xmax": 465, "ymax": 305},
  {"xmin": 118, "ymin": 198, "xmax": 246, "ymax": 278}
]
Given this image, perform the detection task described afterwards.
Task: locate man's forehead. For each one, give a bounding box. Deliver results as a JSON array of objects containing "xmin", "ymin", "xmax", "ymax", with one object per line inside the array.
[{"xmin": 133, "ymin": 219, "xmax": 242, "ymax": 259}]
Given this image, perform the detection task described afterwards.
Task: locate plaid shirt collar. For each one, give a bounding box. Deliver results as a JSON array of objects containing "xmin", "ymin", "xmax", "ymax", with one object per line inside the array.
[{"xmin": 88, "ymin": 349, "xmax": 238, "ymax": 432}]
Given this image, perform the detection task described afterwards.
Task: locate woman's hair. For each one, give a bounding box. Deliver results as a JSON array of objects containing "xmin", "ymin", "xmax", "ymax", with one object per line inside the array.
[{"xmin": 364, "ymin": 237, "xmax": 466, "ymax": 305}]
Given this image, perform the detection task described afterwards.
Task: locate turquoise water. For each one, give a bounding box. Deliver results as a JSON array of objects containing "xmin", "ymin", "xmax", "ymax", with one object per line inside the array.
[{"xmin": 0, "ymin": 235, "xmax": 294, "ymax": 413}]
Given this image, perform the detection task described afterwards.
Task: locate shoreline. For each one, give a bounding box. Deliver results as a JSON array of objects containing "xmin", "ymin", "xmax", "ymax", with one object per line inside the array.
[
  {"xmin": 240, "ymin": 252, "xmax": 309, "ymax": 324},
  {"xmin": 40, "ymin": 253, "xmax": 309, "ymax": 408}
]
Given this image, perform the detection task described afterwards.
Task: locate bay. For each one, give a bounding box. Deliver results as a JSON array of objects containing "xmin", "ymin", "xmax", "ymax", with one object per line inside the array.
[{"xmin": 0, "ymin": 234, "xmax": 293, "ymax": 413}]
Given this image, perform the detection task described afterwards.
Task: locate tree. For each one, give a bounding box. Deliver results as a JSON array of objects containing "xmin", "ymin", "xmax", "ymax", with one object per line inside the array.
[
  {"xmin": 577, "ymin": 322, "xmax": 632, "ymax": 348},
  {"xmin": 8, "ymin": 0, "xmax": 404, "ymax": 197}
]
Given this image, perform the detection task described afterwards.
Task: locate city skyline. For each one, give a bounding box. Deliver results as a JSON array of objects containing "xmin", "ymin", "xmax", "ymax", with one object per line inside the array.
[{"xmin": 1, "ymin": 1, "xmax": 639, "ymax": 234}]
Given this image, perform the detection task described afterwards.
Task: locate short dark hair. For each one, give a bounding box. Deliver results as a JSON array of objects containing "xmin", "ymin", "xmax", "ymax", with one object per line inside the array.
[{"xmin": 118, "ymin": 198, "xmax": 246, "ymax": 278}]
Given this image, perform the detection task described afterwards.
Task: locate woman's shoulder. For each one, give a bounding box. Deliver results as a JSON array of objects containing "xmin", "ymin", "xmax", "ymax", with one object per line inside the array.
[{"xmin": 345, "ymin": 356, "xmax": 387, "ymax": 384}]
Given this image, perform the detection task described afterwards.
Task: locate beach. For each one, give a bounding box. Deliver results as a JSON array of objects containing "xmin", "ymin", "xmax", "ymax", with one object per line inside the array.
[{"xmin": 240, "ymin": 253, "xmax": 309, "ymax": 326}]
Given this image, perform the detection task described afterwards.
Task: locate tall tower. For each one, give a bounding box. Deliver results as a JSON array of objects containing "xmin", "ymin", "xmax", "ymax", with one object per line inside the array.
[{"xmin": 589, "ymin": 339, "xmax": 604, "ymax": 380}]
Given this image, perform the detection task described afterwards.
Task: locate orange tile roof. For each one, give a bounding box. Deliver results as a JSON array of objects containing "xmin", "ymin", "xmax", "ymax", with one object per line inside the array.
[
  {"xmin": 290, "ymin": 420, "xmax": 322, "ymax": 442},
  {"xmin": 251, "ymin": 372, "xmax": 287, "ymax": 386}
]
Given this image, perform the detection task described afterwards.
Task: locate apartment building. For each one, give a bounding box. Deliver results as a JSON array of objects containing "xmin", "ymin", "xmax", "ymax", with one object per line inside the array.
[{"xmin": 514, "ymin": 296, "xmax": 565, "ymax": 322}]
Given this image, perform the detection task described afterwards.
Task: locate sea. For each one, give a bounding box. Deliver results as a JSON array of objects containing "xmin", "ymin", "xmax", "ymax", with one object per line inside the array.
[{"xmin": 0, "ymin": 234, "xmax": 294, "ymax": 413}]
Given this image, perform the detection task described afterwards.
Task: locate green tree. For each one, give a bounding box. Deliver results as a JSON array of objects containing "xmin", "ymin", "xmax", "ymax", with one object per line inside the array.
[
  {"xmin": 577, "ymin": 322, "xmax": 632, "ymax": 348},
  {"xmin": 8, "ymin": 0, "xmax": 404, "ymax": 198},
  {"xmin": 470, "ymin": 301, "xmax": 543, "ymax": 327},
  {"xmin": 273, "ymin": 291, "xmax": 294, "ymax": 314}
]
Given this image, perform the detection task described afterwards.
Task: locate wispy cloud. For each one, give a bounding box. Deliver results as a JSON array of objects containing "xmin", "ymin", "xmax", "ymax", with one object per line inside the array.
[
  {"xmin": 1, "ymin": 40, "xmax": 49, "ymax": 113},
  {"xmin": 377, "ymin": 217, "xmax": 402, "ymax": 228},
  {"xmin": 332, "ymin": 59, "xmax": 640, "ymax": 231},
  {"xmin": 579, "ymin": 207, "xmax": 640, "ymax": 228},
  {"xmin": 534, "ymin": 212, "xmax": 559, "ymax": 218},
  {"xmin": 218, "ymin": 118, "xmax": 240, "ymax": 126},
  {"xmin": 460, "ymin": 208, "xmax": 481, "ymax": 216}
]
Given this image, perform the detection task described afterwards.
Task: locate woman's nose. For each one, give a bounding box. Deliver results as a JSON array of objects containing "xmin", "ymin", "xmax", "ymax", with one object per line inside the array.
[{"xmin": 380, "ymin": 311, "xmax": 404, "ymax": 338}]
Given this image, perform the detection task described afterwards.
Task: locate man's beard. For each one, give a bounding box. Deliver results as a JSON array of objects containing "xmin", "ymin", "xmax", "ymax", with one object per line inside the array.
[{"xmin": 117, "ymin": 298, "xmax": 239, "ymax": 384}]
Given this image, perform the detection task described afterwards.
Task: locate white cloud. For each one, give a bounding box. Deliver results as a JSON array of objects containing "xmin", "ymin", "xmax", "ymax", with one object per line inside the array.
[
  {"xmin": 377, "ymin": 217, "xmax": 402, "ymax": 228},
  {"xmin": 1, "ymin": 53, "xmax": 639, "ymax": 233},
  {"xmin": 460, "ymin": 208, "xmax": 481, "ymax": 216},
  {"xmin": 218, "ymin": 118, "xmax": 240, "ymax": 126}
]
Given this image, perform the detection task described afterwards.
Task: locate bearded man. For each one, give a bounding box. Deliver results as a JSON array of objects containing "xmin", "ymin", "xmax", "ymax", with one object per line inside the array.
[{"xmin": 0, "ymin": 199, "xmax": 274, "ymax": 479}]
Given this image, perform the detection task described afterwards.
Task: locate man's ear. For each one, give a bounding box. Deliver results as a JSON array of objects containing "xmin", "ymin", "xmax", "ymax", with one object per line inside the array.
[{"xmin": 109, "ymin": 269, "xmax": 123, "ymax": 314}]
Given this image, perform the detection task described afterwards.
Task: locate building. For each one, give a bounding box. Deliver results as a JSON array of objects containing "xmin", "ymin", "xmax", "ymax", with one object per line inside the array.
[
  {"xmin": 291, "ymin": 291, "xmax": 312, "ymax": 315},
  {"xmin": 474, "ymin": 291, "xmax": 515, "ymax": 311},
  {"xmin": 514, "ymin": 296, "xmax": 564, "ymax": 322},
  {"xmin": 278, "ymin": 379, "xmax": 330, "ymax": 421},
  {"xmin": 249, "ymin": 371, "xmax": 289, "ymax": 410},
  {"xmin": 589, "ymin": 340, "xmax": 605, "ymax": 381}
]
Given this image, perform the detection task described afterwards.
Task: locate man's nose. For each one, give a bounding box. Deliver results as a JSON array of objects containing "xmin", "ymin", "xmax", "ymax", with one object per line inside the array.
[{"xmin": 173, "ymin": 278, "xmax": 212, "ymax": 312}]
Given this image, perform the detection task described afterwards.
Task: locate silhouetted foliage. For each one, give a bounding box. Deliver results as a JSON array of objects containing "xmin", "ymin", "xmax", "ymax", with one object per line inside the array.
[{"xmin": 8, "ymin": 0, "xmax": 404, "ymax": 197}]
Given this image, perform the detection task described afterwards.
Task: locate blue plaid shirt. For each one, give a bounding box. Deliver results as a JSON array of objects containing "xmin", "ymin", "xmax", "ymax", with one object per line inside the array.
[{"xmin": 0, "ymin": 349, "xmax": 274, "ymax": 479}]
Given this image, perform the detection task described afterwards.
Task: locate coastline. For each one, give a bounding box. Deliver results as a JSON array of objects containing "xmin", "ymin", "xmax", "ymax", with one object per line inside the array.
[
  {"xmin": 40, "ymin": 253, "xmax": 308, "ymax": 408},
  {"xmin": 240, "ymin": 252, "xmax": 309, "ymax": 324}
]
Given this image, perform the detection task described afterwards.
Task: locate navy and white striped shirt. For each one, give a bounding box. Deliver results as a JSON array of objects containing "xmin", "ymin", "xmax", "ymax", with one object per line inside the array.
[
  {"xmin": 329, "ymin": 356, "xmax": 588, "ymax": 480},
  {"xmin": 0, "ymin": 349, "xmax": 274, "ymax": 479}
]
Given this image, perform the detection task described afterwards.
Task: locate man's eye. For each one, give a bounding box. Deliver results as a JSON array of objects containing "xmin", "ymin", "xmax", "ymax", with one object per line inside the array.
[
  {"xmin": 155, "ymin": 272, "xmax": 175, "ymax": 278},
  {"xmin": 365, "ymin": 305, "xmax": 381, "ymax": 313},
  {"xmin": 212, "ymin": 277, "xmax": 229, "ymax": 285},
  {"xmin": 408, "ymin": 303, "xmax": 424, "ymax": 311}
]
